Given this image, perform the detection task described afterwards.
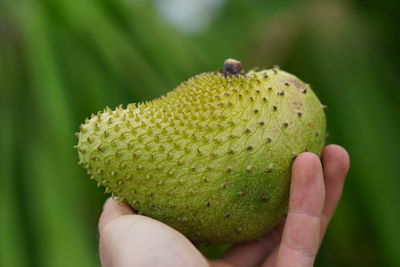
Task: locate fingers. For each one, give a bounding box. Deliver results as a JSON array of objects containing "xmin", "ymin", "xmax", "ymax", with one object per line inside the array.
[
  {"xmin": 98, "ymin": 197, "xmax": 134, "ymax": 232},
  {"xmin": 216, "ymin": 146, "xmax": 349, "ymax": 267},
  {"xmin": 216, "ymin": 222, "xmax": 284, "ymax": 267},
  {"xmin": 320, "ymin": 145, "xmax": 350, "ymax": 239},
  {"xmin": 98, "ymin": 199, "xmax": 210, "ymax": 267},
  {"xmin": 275, "ymin": 152, "xmax": 325, "ymax": 267},
  {"xmin": 260, "ymin": 246, "xmax": 279, "ymax": 267}
]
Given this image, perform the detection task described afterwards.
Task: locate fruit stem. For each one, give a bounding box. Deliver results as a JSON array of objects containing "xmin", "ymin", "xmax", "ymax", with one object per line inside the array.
[{"xmin": 220, "ymin": 58, "xmax": 244, "ymax": 76}]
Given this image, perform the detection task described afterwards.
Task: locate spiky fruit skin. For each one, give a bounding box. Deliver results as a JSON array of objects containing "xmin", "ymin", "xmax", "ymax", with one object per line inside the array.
[{"xmin": 76, "ymin": 68, "xmax": 326, "ymax": 243}]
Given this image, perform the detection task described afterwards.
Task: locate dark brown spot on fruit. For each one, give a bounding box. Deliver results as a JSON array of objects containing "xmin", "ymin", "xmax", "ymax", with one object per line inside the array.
[{"xmin": 264, "ymin": 168, "xmax": 273, "ymax": 173}]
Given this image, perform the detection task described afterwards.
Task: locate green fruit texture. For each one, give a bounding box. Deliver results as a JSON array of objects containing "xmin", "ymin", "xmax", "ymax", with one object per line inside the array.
[{"xmin": 76, "ymin": 59, "xmax": 326, "ymax": 243}]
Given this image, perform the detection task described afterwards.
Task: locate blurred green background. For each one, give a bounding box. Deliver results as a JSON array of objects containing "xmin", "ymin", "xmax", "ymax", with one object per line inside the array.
[{"xmin": 1, "ymin": 0, "xmax": 399, "ymax": 266}]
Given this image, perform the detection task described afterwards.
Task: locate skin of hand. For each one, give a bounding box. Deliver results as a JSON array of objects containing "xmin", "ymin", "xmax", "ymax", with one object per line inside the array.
[{"xmin": 98, "ymin": 144, "xmax": 350, "ymax": 267}]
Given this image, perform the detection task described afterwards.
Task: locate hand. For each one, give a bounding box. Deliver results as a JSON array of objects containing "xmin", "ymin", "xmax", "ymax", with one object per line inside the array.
[{"xmin": 98, "ymin": 145, "xmax": 350, "ymax": 267}]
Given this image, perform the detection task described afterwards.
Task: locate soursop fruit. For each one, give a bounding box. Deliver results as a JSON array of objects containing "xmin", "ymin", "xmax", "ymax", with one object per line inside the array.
[{"xmin": 76, "ymin": 59, "xmax": 326, "ymax": 243}]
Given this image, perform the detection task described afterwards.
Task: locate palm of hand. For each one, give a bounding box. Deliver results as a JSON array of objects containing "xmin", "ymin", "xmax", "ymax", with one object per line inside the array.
[{"xmin": 99, "ymin": 145, "xmax": 349, "ymax": 267}]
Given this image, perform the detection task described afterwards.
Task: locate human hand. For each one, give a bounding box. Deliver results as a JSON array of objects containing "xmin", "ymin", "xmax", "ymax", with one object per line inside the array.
[{"xmin": 98, "ymin": 144, "xmax": 350, "ymax": 267}]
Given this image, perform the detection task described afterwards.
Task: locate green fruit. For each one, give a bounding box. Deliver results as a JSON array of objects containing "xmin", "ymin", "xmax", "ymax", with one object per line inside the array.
[{"xmin": 76, "ymin": 59, "xmax": 326, "ymax": 243}]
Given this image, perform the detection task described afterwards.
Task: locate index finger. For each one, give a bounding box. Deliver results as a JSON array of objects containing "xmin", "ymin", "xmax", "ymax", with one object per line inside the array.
[{"xmin": 275, "ymin": 152, "xmax": 325, "ymax": 267}]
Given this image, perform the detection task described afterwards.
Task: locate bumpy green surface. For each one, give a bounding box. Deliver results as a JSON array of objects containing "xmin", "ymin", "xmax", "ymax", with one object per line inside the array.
[{"xmin": 76, "ymin": 66, "xmax": 326, "ymax": 243}]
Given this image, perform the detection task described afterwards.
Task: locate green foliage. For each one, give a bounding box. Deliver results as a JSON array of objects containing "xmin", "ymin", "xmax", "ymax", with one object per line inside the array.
[{"xmin": 1, "ymin": 0, "xmax": 399, "ymax": 266}]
